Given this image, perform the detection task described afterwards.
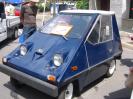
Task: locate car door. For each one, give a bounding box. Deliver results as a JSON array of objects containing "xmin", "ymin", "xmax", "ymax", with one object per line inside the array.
[
  {"xmin": 84, "ymin": 15, "xmax": 113, "ymax": 82},
  {"xmin": 0, "ymin": 2, "xmax": 7, "ymax": 42},
  {"xmin": 0, "ymin": 19, "xmax": 7, "ymax": 42}
]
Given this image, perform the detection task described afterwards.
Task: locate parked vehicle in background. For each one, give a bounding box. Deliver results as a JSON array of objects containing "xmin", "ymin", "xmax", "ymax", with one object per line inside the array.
[
  {"xmin": 5, "ymin": 3, "xmax": 15, "ymax": 16},
  {"xmin": 5, "ymin": 0, "xmax": 27, "ymax": 16},
  {"xmin": 130, "ymin": 36, "xmax": 133, "ymax": 41},
  {"xmin": 128, "ymin": 27, "xmax": 133, "ymax": 41},
  {"xmin": 13, "ymin": 2, "xmax": 30, "ymax": 16},
  {"xmin": 14, "ymin": 4, "xmax": 21, "ymax": 16},
  {"xmin": 50, "ymin": 3, "xmax": 68, "ymax": 14},
  {"xmin": 0, "ymin": 1, "xmax": 20, "ymax": 42},
  {"xmin": 6, "ymin": 0, "xmax": 22, "ymax": 4},
  {"xmin": 67, "ymin": 3, "xmax": 76, "ymax": 9},
  {"xmin": 0, "ymin": 10, "xmax": 122, "ymax": 99}
]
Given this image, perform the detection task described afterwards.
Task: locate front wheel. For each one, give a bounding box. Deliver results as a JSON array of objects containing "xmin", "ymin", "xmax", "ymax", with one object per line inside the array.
[
  {"xmin": 105, "ymin": 60, "xmax": 116, "ymax": 77},
  {"xmin": 58, "ymin": 83, "xmax": 74, "ymax": 99}
]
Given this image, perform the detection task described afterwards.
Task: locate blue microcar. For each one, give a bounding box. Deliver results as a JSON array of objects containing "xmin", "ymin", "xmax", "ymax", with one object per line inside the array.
[{"xmin": 0, "ymin": 10, "xmax": 123, "ymax": 99}]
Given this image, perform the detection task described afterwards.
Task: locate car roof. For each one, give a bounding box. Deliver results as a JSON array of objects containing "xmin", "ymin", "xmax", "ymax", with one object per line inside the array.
[{"xmin": 60, "ymin": 10, "xmax": 115, "ymax": 15}]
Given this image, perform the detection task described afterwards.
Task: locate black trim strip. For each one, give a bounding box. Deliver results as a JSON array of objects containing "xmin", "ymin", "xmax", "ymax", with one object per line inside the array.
[{"xmin": 0, "ymin": 64, "xmax": 58, "ymax": 97}]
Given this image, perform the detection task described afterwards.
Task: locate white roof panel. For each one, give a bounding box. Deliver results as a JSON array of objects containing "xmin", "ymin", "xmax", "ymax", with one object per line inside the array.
[{"xmin": 60, "ymin": 10, "xmax": 115, "ymax": 15}]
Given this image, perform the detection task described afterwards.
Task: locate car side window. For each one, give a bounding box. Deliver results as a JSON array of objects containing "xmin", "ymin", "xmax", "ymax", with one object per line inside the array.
[
  {"xmin": 87, "ymin": 20, "xmax": 100, "ymax": 44},
  {"xmin": 100, "ymin": 15, "xmax": 113, "ymax": 42}
]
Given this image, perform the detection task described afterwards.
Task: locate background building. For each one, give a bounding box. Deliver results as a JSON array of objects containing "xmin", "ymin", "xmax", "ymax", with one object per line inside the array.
[{"xmin": 89, "ymin": 0, "xmax": 133, "ymax": 32}]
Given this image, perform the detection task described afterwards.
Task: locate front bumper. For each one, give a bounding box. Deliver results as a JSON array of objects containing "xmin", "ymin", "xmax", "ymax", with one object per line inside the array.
[{"xmin": 0, "ymin": 64, "xmax": 58, "ymax": 97}]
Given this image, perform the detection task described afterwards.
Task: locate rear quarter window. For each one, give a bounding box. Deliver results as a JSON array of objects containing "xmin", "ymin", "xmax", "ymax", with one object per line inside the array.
[
  {"xmin": 87, "ymin": 15, "xmax": 113, "ymax": 45},
  {"xmin": 100, "ymin": 15, "xmax": 113, "ymax": 42}
]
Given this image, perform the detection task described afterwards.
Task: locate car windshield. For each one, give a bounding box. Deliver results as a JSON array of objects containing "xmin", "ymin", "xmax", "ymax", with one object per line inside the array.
[{"xmin": 40, "ymin": 13, "xmax": 96, "ymax": 38}]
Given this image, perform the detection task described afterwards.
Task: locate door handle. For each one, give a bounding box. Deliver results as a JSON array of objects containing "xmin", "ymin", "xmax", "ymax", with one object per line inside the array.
[{"xmin": 108, "ymin": 48, "xmax": 112, "ymax": 53}]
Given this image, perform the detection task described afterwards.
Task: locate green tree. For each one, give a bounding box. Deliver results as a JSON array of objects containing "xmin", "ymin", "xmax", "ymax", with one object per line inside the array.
[{"xmin": 76, "ymin": 0, "xmax": 89, "ymax": 9}]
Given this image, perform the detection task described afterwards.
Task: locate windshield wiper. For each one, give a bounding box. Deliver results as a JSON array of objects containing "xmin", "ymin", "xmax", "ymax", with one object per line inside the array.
[
  {"xmin": 48, "ymin": 33, "xmax": 68, "ymax": 40},
  {"xmin": 62, "ymin": 35, "xmax": 68, "ymax": 40}
]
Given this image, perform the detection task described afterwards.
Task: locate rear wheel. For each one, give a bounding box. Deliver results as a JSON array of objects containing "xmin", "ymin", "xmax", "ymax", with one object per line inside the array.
[
  {"xmin": 12, "ymin": 29, "xmax": 18, "ymax": 39},
  {"xmin": 10, "ymin": 77, "xmax": 23, "ymax": 89},
  {"xmin": 58, "ymin": 83, "xmax": 74, "ymax": 99},
  {"xmin": 105, "ymin": 60, "xmax": 116, "ymax": 77}
]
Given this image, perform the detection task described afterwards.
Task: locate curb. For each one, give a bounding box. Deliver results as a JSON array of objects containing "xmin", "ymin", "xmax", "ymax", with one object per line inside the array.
[
  {"xmin": 122, "ymin": 41, "xmax": 133, "ymax": 50},
  {"xmin": 120, "ymin": 31, "xmax": 133, "ymax": 50}
]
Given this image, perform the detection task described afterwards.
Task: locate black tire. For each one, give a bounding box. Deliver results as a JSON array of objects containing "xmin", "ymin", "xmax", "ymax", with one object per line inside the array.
[
  {"xmin": 13, "ymin": 29, "xmax": 18, "ymax": 39},
  {"xmin": 73, "ymin": 81, "xmax": 81, "ymax": 97},
  {"xmin": 105, "ymin": 60, "xmax": 116, "ymax": 77},
  {"xmin": 58, "ymin": 83, "xmax": 74, "ymax": 99},
  {"xmin": 10, "ymin": 77, "xmax": 23, "ymax": 89}
]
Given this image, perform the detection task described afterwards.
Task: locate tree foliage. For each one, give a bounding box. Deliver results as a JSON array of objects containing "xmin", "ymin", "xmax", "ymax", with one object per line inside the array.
[
  {"xmin": 76, "ymin": 0, "xmax": 89, "ymax": 9},
  {"xmin": 37, "ymin": 2, "xmax": 51, "ymax": 12}
]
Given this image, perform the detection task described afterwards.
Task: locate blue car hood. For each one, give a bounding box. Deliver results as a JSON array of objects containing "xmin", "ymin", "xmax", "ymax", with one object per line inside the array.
[{"xmin": 7, "ymin": 32, "xmax": 81, "ymax": 80}]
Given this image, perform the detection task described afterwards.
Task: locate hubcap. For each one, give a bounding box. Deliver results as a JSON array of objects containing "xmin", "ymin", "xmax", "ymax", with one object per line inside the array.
[
  {"xmin": 65, "ymin": 83, "xmax": 73, "ymax": 99},
  {"xmin": 109, "ymin": 60, "xmax": 116, "ymax": 75}
]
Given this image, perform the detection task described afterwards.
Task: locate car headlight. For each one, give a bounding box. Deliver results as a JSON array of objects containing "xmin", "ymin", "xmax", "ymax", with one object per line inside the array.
[
  {"xmin": 20, "ymin": 45, "xmax": 27, "ymax": 56},
  {"xmin": 53, "ymin": 54, "xmax": 63, "ymax": 67}
]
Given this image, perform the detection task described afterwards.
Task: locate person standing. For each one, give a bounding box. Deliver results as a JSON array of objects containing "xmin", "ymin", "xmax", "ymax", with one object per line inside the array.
[{"xmin": 20, "ymin": 0, "xmax": 39, "ymax": 42}]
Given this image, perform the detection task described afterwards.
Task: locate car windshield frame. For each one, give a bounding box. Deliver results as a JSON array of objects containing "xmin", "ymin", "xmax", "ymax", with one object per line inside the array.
[{"xmin": 40, "ymin": 13, "xmax": 97, "ymax": 39}]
